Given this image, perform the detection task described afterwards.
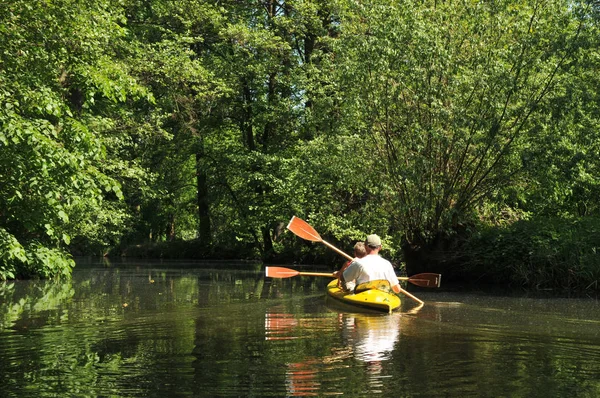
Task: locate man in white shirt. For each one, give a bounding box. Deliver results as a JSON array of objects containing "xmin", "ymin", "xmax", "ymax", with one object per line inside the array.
[{"xmin": 341, "ymin": 234, "xmax": 401, "ymax": 294}]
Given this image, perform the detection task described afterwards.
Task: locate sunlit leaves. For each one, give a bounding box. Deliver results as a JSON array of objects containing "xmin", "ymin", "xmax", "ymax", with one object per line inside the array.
[
  {"xmin": 330, "ymin": 0, "xmax": 594, "ymax": 244},
  {"xmin": 0, "ymin": 0, "xmax": 139, "ymax": 278},
  {"xmin": 1, "ymin": 0, "xmax": 599, "ymax": 282}
]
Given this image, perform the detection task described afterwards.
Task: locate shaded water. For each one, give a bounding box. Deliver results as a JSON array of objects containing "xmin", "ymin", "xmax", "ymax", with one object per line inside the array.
[{"xmin": 1, "ymin": 259, "xmax": 599, "ymax": 397}]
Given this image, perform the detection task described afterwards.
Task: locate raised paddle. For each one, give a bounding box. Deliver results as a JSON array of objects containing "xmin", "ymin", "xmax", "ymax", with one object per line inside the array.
[
  {"xmin": 266, "ymin": 266, "xmax": 441, "ymax": 288},
  {"xmin": 286, "ymin": 216, "xmax": 355, "ymax": 261},
  {"xmin": 286, "ymin": 216, "xmax": 426, "ymax": 305}
]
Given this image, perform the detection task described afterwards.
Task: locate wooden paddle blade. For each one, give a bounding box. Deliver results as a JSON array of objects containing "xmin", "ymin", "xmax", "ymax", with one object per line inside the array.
[
  {"xmin": 286, "ymin": 216, "xmax": 322, "ymax": 242},
  {"xmin": 407, "ymin": 273, "xmax": 442, "ymax": 288},
  {"xmin": 265, "ymin": 267, "xmax": 300, "ymax": 279}
]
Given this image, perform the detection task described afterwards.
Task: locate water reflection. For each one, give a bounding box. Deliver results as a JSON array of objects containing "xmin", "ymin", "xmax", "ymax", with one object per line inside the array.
[
  {"xmin": 343, "ymin": 314, "xmax": 401, "ymax": 362},
  {"xmin": 265, "ymin": 307, "xmax": 299, "ymax": 340},
  {"xmin": 286, "ymin": 360, "xmax": 321, "ymax": 396},
  {"xmin": 1, "ymin": 262, "xmax": 600, "ymax": 397},
  {"xmin": 341, "ymin": 313, "xmax": 403, "ymax": 394},
  {"xmin": 265, "ymin": 305, "xmax": 410, "ymax": 396}
]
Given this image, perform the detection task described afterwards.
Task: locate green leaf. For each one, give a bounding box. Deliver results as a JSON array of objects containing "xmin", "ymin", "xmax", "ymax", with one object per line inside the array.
[
  {"xmin": 44, "ymin": 224, "xmax": 55, "ymax": 237},
  {"xmin": 58, "ymin": 210, "xmax": 69, "ymax": 223}
]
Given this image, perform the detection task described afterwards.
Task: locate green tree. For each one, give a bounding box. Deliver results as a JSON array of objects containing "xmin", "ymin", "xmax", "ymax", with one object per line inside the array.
[
  {"xmin": 520, "ymin": 2, "xmax": 600, "ymax": 218},
  {"xmin": 113, "ymin": 0, "xmax": 225, "ymax": 247},
  {"xmin": 0, "ymin": 0, "xmax": 147, "ymax": 278},
  {"xmin": 328, "ymin": 0, "xmax": 593, "ymax": 270},
  {"xmin": 183, "ymin": 0, "xmax": 343, "ymax": 258}
]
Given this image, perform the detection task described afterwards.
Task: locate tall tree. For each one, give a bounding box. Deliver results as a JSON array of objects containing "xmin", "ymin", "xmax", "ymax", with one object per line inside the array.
[
  {"xmin": 329, "ymin": 0, "xmax": 593, "ymax": 270},
  {"xmin": 0, "ymin": 0, "xmax": 146, "ymax": 278},
  {"xmin": 520, "ymin": 1, "xmax": 600, "ymax": 218},
  {"xmin": 196, "ymin": 0, "xmax": 338, "ymax": 257},
  {"xmin": 115, "ymin": 0, "xmax": 226, "ymax": 246}
]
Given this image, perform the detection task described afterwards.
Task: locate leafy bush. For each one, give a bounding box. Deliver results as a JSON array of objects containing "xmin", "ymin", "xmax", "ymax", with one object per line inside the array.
[
  {"xmin": 0, "ymin": 228, "xmax": 25, "ymax": 280},
  {"xmin": 0, "ymin": 228, "xmax": 74, "ymax": 281},
  {"xmin": 462, "ymin": 217, "xmax": 600, "ymax": 290}
]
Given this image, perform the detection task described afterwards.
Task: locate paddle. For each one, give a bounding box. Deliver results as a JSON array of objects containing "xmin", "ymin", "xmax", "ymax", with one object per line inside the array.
[
  {"xmin": 266, "ymin": 266, "xmax": 441, "ymax": 288},
  {"xmin": 286, "ymin": 216, "xmax": 426, "ymax": 305},
  {"xmin": 286, "ymin": 216, "xmax": 354, "ymax": 261}
]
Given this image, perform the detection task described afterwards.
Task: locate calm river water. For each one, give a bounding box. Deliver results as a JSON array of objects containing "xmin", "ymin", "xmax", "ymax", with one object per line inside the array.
[{"xmin": 1, "ymin": 259, "xmax": 599, "ymax": 397}]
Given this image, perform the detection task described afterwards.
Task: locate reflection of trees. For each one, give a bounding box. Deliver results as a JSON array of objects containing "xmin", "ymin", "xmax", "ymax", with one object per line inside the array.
[
  {"xmin": 0, "ymin": 280, "xmax": 75, "ymax": 329},
  {"xmin": 386, "ymin": 302, "xmax": 600, "ymax": 397},
  {"xmin": 1, "ymin": 264, "xmax": 284, "ymax": 396},
  {"xmin": 2, "ymin": 265, "xmax": 599, "ymax": 397},
  {"xmin": 1, "ymin": 265, "xmax": 331, "ymax": 396}
]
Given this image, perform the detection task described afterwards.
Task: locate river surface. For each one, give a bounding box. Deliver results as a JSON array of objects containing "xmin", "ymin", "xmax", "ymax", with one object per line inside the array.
[{"xmin": 1, "ymin": 259, "xmax": 599, "ymax": 397}]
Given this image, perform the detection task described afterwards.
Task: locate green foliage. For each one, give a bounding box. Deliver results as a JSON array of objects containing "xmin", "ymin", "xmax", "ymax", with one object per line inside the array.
[
  {"xmin": 0, "ymin": 228, "xmax": 25, "ymax": 280},
  {"xmin": 518, "ymin": 6, "xmax": 600, "ymax": 217},
  {"xmin": 463, "ymin": 217, "xmax": 600, "ymax": 290},
  {"xmin": 0, "ymin": 228, "xmax": 74, "ymax": 279},
  {"xmin": 0, "ymin": 0, "xmax": 148, "ymax": 278},
  {"xmin": 1, "ymin": 0, "xmax": 599, "ymax": 290},
  {"xmin": 330, "ymin": 0, "xmax": 595, "ymax": 245}
]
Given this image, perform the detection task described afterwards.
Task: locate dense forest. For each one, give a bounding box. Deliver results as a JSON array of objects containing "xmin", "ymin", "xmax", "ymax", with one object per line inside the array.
[{"xmin": 1, "ymin": 0, "xmax": 599, "ymax": 290}]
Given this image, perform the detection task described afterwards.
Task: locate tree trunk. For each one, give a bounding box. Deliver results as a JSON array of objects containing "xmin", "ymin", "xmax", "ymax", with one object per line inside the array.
[
  {"xmin": 196, "ymin": 151, "xmax": 211, "ymax": 243},
  {"xmin": 167, "ymin": 213, "xmax": 176, "ymax": 241}
]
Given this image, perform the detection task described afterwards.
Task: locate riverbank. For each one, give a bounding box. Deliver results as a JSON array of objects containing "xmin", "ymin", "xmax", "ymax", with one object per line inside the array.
[{"xmin": 109, "ymin": 217, "xmax": 600, "ymax": 294}]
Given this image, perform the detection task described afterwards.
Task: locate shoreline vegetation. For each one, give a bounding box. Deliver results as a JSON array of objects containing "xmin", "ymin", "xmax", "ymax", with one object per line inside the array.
[
  {"xmin": 1, "ymin": 1, "xmax": 599, "ymax": 293},
  {"xmin": 99, "ymin": 216, "xmax": 599, "ymax": 293}
]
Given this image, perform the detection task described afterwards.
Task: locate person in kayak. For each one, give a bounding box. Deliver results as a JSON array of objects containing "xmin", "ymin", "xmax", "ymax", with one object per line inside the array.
[
  {"xmin": 340, "ymin": 234, "xmax": 401, "ymax": 294},
  {"xmin": 335, "ymin": 241, "xmax": 367, "ymax": 289}
]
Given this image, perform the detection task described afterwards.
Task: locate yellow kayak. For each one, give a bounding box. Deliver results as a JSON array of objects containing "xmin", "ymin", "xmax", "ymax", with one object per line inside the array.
[{"xmin": 326, "ymin": 280, "xmax": 401, "ymax": 313}]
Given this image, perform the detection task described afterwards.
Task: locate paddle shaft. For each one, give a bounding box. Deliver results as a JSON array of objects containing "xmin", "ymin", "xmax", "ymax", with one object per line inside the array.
[
  {"xmin": 297, "ymin": 271, "xmax": 338, "ymax": 277},
  {"xmin": 267, "ymin": 267, "xmax": 439, "ymax": 288},
  {"xmin": 296, "ymin": 270, "xmax": 430, "ymax": 283},
  {"xmin": 391, "ymin": 280, "xmax": 424, "ymax": 304},
  {"xmin": 322, "ymin": 240, "xmax": 354, "ymax": 262}
]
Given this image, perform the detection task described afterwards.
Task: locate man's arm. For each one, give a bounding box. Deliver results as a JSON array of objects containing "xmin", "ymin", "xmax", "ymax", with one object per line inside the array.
[{"xmin": 384, "ymin": 263, "xmax": 401, "ymax": 294}]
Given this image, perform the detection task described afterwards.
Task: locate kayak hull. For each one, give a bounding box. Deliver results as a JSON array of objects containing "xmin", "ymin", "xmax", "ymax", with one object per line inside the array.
[{"xmin": 326, "ymin": 280, "xmax": 401, "ymax": 313}]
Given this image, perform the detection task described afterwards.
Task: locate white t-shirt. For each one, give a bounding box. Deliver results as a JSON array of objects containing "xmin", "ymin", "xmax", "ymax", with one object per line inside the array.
[{"xmin": 342, "ymin": 254, "xmax": 398, "ymax": 290}]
